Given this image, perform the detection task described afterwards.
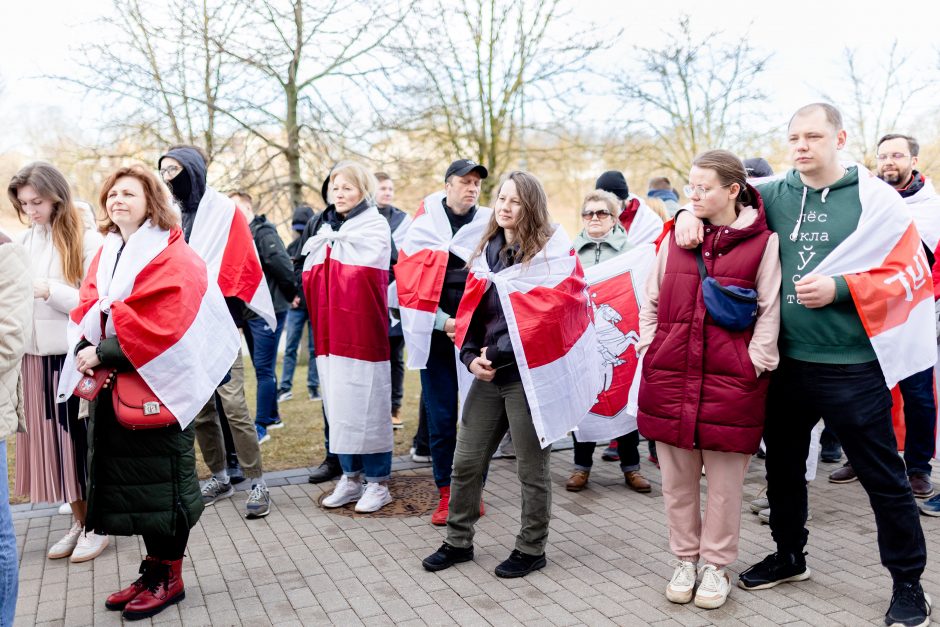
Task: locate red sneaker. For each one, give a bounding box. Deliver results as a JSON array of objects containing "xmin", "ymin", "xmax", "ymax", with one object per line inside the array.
[{"xmin": 431, "ymin": 486, "xmax": 450, "ymax": 526}]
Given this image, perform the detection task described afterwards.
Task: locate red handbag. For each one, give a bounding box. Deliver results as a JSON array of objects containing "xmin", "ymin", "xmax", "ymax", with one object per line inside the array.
[{"xmin": 111, "ymin": 371, "xmax": 177, "ymax": 430}]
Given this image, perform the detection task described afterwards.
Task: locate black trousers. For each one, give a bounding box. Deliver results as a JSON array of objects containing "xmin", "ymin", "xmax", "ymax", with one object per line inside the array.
[
  {"xmin": 572, "ymin": 430, "xmax": 640, "ymax": 472},
  {"xmin": 142, "ymin": 524, "xmax": 190, "ymax": 561},
  {"xmin": 390, "ymin": 335, "xmax": 405, "ymax": 412},
  {"xmin": 765, "ymin": 357, "xmax": 926, "ymax": 583}
]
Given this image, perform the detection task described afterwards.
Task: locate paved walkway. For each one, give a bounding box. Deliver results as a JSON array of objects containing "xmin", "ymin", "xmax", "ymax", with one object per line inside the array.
[{"xmin": 12, "ymin": 450, "xmax": 940, "ymax": 626}]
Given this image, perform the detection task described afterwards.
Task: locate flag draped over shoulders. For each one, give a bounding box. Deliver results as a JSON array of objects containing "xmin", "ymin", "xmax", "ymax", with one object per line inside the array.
[
  {"xmin": 394, "ymin": 191, "xmax": 491, "ymax": 369},
  {"xmin": 302, "ymin": 207, "xmax": 393, "ymax": 454},
  {"xmin": 56, "ymin": 223, "xmax": 240, "ymax": 429},
  {"xmin": 455, "ymin": 226, "xmax": 601, "ymax": 448},
  {"xmin": 188, "ymin": 187, "xmax": 276, "ymax": 328},
  {"xmin": 810, "ymin": 170, "xmax": 936, "ymax": 388}
]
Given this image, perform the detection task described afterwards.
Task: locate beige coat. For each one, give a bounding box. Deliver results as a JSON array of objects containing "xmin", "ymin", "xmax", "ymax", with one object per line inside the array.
[
  {"xmin": 16, "ymin": 223, "xmax": 102, "ymax": 356},
  {"xmin": 0, "ymin": 242, "xmax": 34, "ymax": 440}
]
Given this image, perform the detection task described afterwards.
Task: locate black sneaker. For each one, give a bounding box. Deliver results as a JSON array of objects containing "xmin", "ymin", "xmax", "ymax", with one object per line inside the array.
[
  {"xmin": 738, "ymin": 552, "xmax": 810, "ymax": 590},
  {"xmin": 885, "ymin": 581, "xmax": 931, "ymax": 627},
  {"xmin": 494, "ymin": 549, "xmax": 547, "ymax": 578},
  {"xmin": 308, "ymin": 459, "xmax": 342, "ymax": 484},
  {"xmin": 422, "ymin": 543, "xmax": 474, "ymax": 572}
]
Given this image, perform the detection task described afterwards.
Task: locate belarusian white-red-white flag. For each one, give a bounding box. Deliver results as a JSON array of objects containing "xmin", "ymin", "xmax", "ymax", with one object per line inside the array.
[
  {"xmin": 455, "ymin": 226, "xmax": 601, "ymax": 448},
  {"xmin": 810, "ymin": 170, "xmax": 936, "ymax": 389},
  {"xmin": 188, "ymin": 187, "xmax": 276, "ymax": 328},
  {"xmin": 394, "ymin": 192, "xmax": 491, "ymax": 369},
  {"xmin": 302, "ymin": 208, "xmax": 393, "ymax": 454},
  {"xmin": 621, "ymin": 195, "xmax": 665, "ymax": 246},
  {"xmin": 56, "ymin": 223, "xmax": 240, "ymax": 428},
  {"xmin": 578, "ymin": 244, "xmax": 657, "ymax": 442}
]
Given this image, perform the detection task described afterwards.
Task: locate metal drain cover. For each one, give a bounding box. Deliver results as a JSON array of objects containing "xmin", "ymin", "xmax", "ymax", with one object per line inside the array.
[{"xmin": 318, "ymin": 475, "xmax": 439, "ymax": 518}]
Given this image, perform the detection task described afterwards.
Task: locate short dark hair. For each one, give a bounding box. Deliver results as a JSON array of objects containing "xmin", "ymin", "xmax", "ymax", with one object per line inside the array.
[
  {"xmin": 648, "ymin": 176, "xmax": 672, "ymax": 190},
  {"xmin": 229, "ymin": 190, "xmax": 253, "ymax": 205},
  {"xmin": 789, "ymin": 103, "xmax": 843, "ymax": 132},
  {"xmin": 877, "ymin": 133, "xmax": 920, "ymax": 157},
  {"xmin": 374, "ymin": 171, "xmax": 392, "ymax": 182}
]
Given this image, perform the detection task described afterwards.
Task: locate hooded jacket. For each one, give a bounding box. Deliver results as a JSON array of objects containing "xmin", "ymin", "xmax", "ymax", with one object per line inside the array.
[
  {"xmin": 0, "ymin": 241, "xmax": 32, "ymax": 441},
  {"xmin": 637, "ymin": 191, "xmax": 781, "ymax": 454},
  {"xmin": 247, "ymin": 215, "xmax": 296, "ymax": 314},
  {"xmin": 756, "ymin": 167, "xmax": 875, "ymax": 364},
  {"xmin": 158, "ymin": 147, "xmax": 208, "ymax": 242}
]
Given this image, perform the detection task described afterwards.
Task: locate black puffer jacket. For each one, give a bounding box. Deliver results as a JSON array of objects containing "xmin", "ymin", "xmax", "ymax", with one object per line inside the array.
[
  {"xmin": 248, "ymin": 215, "xmax": 296, "ymax": 314},
  {"xmin": 459, "ymin": 231, "xmax": 521, "ymax": 384},
  {"xmin": 83, "ymin": 337, "xmax": 203, "ymax": 537}
]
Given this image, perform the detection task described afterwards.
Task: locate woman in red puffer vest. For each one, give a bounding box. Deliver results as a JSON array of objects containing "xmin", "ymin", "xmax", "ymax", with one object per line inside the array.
[{"xmin": 637, "ymin": 150, "xmax": 781, "ymax": 610}]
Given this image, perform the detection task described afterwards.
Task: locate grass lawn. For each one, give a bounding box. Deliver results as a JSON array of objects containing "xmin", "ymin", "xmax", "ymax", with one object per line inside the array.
[{"xmin": 7, "ymin": 356, "xmax": 423, "ymax": 505}]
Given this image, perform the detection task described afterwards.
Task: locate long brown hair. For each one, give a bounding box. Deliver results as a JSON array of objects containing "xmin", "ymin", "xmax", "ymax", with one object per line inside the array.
[
  {"xmin": 98, "ymin": 165, "xmax": 180, "ymax": 234},
  {"xmin": 690, "ymin": 150, "xmax": 757, "ymax": 208},
  {"xmin": 472, "ymin": 171, "xmax": 553, "ymax": 265},
  {"xmin": 8, "ymin": 162, "xmax": 85, "ymax": 286}
]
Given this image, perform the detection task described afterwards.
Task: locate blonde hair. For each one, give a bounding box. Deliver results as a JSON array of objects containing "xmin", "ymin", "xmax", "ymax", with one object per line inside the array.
[
  {"xmin": 8, "ymin": 162, "xmax": 85, "ymax": 286},
  {"xmin": 644, "ymin": 197, "xmax": 669, "ymax": 222},
  {"xmin": 330, "ymin": 161, "xmax": 377, "ymax": 204},
  {"xmin": 581, "ymin": 190, "xmax": 621, "ymax": 219}
]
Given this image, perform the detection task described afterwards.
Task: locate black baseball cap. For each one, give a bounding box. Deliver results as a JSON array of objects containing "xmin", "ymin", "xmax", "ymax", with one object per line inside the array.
[{"xmin": 445, "ymin": 159, "xmax": 488, "ymax": 182}]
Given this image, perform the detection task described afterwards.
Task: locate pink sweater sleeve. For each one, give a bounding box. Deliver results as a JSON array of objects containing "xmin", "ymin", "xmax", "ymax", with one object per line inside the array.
[
  {"xmin": 748, "ymin": 233, "xmax": 781, "ymax": 375},
  {"xmin": 637, "ymin": 242, "xmax": 669, "ymax": 356}
]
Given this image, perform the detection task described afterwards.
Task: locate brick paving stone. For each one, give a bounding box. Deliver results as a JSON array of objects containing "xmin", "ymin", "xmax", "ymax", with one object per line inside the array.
[{"xmin": 15, "ymin": 453, "xmax": 940, "ymax": 626}]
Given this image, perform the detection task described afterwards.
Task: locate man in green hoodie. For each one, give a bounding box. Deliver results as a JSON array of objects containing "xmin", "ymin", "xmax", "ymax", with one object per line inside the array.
[{"xmin": 675, "ymin": 103, "xmax": 929, "ymax": 627}]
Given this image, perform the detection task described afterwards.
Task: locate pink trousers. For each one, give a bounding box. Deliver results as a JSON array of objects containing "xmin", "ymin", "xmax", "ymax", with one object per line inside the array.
[{"xmin": 657, "ymin": 442, "xmax": 751, "ymax": 567}]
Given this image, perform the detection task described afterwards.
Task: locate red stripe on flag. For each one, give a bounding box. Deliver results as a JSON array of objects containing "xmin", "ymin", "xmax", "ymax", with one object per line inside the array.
[
  {"xmin": 110, "ymin": 230, "xmax": 208, "ymax": 366},
  {"xmin": 394, "ymin": 248, "xmax": 448, "ymax": 313},
  {"xmin": 454, "ymin": 274, "xmax": 489, "ymax": 348},
  {"xmin": 217, "ymin": 210, "xmax": 264, "ymax": 302},
  {"xmin": 508, "ymin": 274, "xmax": 591, "ymax": 369},
  {"xmin": 414, "ymin": 200, "xmax": 426, "ymax": 219},
  {"xmin": 846, "ymin": 222, "xmax": 935, "ymax": 337},
  {"xmin": 304, "ymin": 251, "xmax": 390, "ymax": 363},
  {"xmin": 73, "ymin": 248, "xmax": 103, "ymax": 324}
]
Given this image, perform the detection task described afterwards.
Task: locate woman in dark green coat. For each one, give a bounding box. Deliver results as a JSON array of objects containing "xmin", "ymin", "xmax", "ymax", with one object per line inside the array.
[{"xmin": 57, "ymin": 164, "xmax": 240, "ymax": 621}]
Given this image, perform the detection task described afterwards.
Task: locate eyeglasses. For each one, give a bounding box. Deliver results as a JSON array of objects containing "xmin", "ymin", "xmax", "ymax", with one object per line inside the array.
[
  {"xmin": 683, "ymin": 183, "xmax": 731, "ymax": 198},
  {"xmin": 876, "ymin": 153, "xmax": 911, "ymax": 161},
  {"xmin": 581, "ymin": 209, "xmax": 612, "ymax": 220},
  {"xmin": 160, "ymin": 165, "xmax": 182, "ymax": 179}
]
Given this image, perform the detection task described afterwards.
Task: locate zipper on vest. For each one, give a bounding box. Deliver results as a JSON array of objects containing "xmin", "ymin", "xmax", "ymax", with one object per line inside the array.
[{"xmin": 594, "ymin": 243, "xmax": 601, "ymax": 265}]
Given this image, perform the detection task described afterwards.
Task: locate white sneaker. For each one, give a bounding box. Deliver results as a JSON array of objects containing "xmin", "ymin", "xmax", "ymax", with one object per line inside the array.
[
  {"xmin": 57, "ymin": 502, "xmax": 72, "ymax": 516},
  {"xmin": 665, "ymin": 559, "xmax": 697, "ymax": 604},
  {"xmin": 355, "ymin": 482, "xmax": 393, "ymax": 513},
  {"xmin": 48, "ymin": 521, "xmax": 83, "ymax": 559},
  {"xmin": 70, "ymin": 532, "xmax": 109, "ymax": 563},
  {"xmin": 409, "ymin": 447, "xmax": 431, "ymax": 463},
  {"xmin": 322, "ymin": 475, "xmax": 364, "ymax": 508},
  {"xmin": 694, "ymin": 564, "xmax": 731, "ymax": 609}
]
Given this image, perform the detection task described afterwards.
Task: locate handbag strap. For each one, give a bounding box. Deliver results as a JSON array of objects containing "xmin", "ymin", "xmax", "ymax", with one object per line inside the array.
[{"xmin": 694, "ymin": 246, "xmax": 709, "ymax": 280}]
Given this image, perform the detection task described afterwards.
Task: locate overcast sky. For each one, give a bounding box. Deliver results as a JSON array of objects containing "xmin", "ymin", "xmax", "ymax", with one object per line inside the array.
[{"xmin": 0, "ymin": 0, "xmax": 937, "ymax": 153}]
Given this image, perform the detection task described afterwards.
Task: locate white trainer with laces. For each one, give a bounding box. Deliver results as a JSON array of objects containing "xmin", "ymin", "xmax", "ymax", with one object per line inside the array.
[
  {"xmin": 665, "ymin": 559, "xmax": 697, "ymax": 604},
  {"xmin": 355, "ymin": 482, "xmax": 393, "ymax": 513},
  {"xmin": 694, "ymin": 564, "xmax": 731, "ymax": 609},
  {"xmin": 47, "ymin": 521, "xmax": 83, "ymax": 559},
  {"xmin": 322, "ymin": 475, "xmax": 364, "ymax": 508},
  {"xmin": 70, "ymin": 531, "xmax": 109, "ymax": 563}
]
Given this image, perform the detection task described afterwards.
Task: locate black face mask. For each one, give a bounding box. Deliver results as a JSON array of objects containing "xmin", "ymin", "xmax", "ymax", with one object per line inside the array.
[{"xmin": 169, "ymin": 170, "xmax": 193, "ymax": 209}]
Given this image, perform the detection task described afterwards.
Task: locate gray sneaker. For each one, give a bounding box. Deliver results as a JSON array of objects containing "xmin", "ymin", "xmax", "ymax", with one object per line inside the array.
[
  {"xmin": 245, "ymin": 484, "xmax": 271, "ymax": 519},
  {"xmin": 201, "ymin": 476, "xmax": 234, "ymax": 506}
]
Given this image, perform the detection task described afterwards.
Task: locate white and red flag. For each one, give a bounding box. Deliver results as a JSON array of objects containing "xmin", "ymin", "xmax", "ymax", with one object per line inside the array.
[
  {"xmin": 810, "ymin": 170, "xmax": 936, "ymax": 389},
  {"xmin": 187, "ymin": 187, "xmax": 276, "ymax": 328},
  {"xmin": 904, "ymin": 176, "xmax": 940, "ymax": 253},
  {"xmin": 578, "ymin": 244, "xmax": 657, "ymax": 442},
  {"xmin": 302, "ymin": 208, "xmax": 393, "ymax": 454},
  {"xmin": 455, "ymin": 226, "xmax": 601, "ymax": 448},
  {"xmin": 56, "ymin": 223, "xmax": 240, "ymax": 428},
  {"xmin": 621, "ymin": 195, "xmax": 665, "ymax": 246},
  {"xmin": 394, "ymin": 192, "xmax": 491, "ymax": 369}
]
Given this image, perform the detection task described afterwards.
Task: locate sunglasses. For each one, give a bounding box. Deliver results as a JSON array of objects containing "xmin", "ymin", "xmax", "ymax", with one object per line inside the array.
[{"xmin": 581, "ymin": 210, "xmax": 612, "ymax": 220}]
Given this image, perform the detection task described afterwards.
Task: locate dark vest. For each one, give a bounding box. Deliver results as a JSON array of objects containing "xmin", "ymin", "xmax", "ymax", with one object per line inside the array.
[{"xmin": 638, "ymin": 194, "xmax": 772, "ymax": 454}]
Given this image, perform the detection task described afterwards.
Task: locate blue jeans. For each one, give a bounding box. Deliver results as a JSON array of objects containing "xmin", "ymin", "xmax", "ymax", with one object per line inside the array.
[
  {"xmin": 898, "ymin": 367, "xmax": 936, "ymax": 476},
  {"xmin": 338, "ymin": 452, "xmax": 392, "ymax": 482},
  {"xmin": 419, "ymin": 333, "xmax": 460, "ymax": 488},
  {"xmin": 245, "ymin": 311, "xmax": 286, "ymax": 424},
  {"xmin": 278, "ymin": 307, "xmax": 318, "ymax": 394},
  {"xmin": 0, "ymin": 440, "xmax": 18, "ymax": 626}
]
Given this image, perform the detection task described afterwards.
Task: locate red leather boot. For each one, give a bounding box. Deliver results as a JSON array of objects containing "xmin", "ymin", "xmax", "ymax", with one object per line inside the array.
[
  {"xmin": 105, "ymin": 556, "xmax": 157, "ymax": 610},
  {"xmin": 431, "ymin": 486, "xmax": 450, "ymax": 526},
  {"xmin": 122, "ymin": 557, "xmax": 185, "ymax": 620}
]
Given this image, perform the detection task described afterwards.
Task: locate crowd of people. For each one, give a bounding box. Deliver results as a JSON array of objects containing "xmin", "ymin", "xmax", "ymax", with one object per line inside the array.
[{"xmin": 0, "ymin": 101, "xmax": 937, "ymax": 627}]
